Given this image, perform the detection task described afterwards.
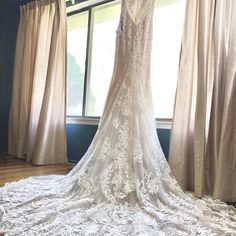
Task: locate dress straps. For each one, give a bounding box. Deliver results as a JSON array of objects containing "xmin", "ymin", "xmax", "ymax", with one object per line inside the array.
[{"xmin": 124, "ymin": 0, "xmax": 155, "ymax": 25}]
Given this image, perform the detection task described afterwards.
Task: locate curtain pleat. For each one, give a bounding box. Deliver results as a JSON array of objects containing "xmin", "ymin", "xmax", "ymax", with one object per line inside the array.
[
  {"xmin": 8, "ymin": 0, "xmax": 67, "ymax": 165},
  {"xmin": 169, "ymin": 0, "xmax": 236, "ymax": 201}
]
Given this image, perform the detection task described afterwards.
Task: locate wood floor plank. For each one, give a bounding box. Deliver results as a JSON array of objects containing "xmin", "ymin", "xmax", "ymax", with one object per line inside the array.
[
  {"xmin": 0, "ymin": 165, "xmax": 72, "ymax": 173},
  {"xmin": 0, "ymin": 157, "xmax": 75, "ymax": 187}
]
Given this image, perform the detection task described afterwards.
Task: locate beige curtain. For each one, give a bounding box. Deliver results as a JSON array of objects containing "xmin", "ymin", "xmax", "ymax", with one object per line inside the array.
[
  {"xmin": 169, "ymin": 0, "xmax": 236, "ymax": 202},
  {"xmin": 8, "ymin": 0, "xmax": 67, "ymax": 165}
]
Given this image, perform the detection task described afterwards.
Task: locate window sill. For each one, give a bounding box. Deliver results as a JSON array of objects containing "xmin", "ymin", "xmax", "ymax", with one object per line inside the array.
[{"xmin": 66, "ymin": 116, "xmax": 172, "ymax": 129}]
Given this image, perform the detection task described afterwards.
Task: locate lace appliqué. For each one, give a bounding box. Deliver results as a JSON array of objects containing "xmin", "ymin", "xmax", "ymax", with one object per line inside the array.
[{"xmin": 1, "ymin": 0, "xmax": 236, "ymax": 235}]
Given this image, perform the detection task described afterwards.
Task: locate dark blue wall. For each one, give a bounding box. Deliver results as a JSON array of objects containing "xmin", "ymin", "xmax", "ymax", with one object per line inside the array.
[
  {"xmin": 67, "ymin": 124, "xmax": 170, "ymax": 163},
  {"xmin": 0, "ymin": 0, "xmax": 20, "ymax": 153}
]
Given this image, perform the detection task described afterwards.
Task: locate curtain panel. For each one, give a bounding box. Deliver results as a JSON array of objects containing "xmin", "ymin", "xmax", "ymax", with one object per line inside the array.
[
  {"xmin": 169, "ymin": 0, "xmax": 236, "ymax": 201},
  {"xmin": 8, "ymin": 0, "xmax": 67, "ymax": 165}
]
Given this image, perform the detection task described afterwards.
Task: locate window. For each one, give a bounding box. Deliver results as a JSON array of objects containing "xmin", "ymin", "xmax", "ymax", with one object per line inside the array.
[
  {"xmin": 67, "ymin": 0, "xmax": 186, "ymax": 120},
  {"xmin": 67, "ymin": 11, "xmax": 89, "ymax": 116},
  {"xmin": 85, "ymin": 3, "xmax": 121, "ymax": 116},
  {"xmin": 151, "ymin": 1, "xmax": 186, "ymax": 118}
]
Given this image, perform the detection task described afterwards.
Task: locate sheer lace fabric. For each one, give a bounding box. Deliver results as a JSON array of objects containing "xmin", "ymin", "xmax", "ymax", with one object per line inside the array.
[{"xmin": 1, "ymin": 0, "xmax": 236, "ymax": 235}]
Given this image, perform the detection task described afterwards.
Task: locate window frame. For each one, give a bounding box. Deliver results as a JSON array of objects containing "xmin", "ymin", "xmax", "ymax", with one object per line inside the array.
[
  {"xmin": 66, "ymin": 0, "xmax": 175, "ymax": 129},
  {"xmin": 67, "ymin": 0, "xmax": 118, "ymax": 120}
]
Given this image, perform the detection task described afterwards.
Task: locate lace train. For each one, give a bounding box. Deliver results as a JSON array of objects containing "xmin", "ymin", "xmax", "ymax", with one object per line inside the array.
[{"xmin": 1, "ymin": 0, "xmax": 236, "ymax": 235}]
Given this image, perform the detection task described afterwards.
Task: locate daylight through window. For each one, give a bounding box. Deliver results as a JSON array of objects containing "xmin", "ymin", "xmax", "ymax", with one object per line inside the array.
[{"xmin": 67, "ymin": 0, "xmax": 186, "ymax": 119}]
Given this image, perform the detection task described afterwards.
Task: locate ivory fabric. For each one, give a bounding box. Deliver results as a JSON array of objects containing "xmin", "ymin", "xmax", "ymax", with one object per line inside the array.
[
  {"xmin": 0, "ymin": 0, "xmax": 236, "ymax": 235},
  {"xmin": 8, "ymin": 0, "xmax": 67, "ymax": 165},
  {"xmin": 169, "ymin": 0, "xmax": 236, "ymax": 201}
]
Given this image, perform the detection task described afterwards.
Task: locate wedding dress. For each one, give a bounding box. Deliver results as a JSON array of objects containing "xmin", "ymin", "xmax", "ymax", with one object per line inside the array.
[{"xmin": 0, "ymin": 0, "xmax": 236, "ymax": 235}]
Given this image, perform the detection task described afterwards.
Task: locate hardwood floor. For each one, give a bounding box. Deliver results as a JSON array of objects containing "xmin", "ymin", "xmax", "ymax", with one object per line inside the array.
[{"xmin": 0, "ymin": 156, "xmax": 75, "ymax": 187}]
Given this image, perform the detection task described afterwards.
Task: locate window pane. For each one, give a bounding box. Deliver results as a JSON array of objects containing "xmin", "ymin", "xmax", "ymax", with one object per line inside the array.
[
  {"xmin": 67, "ymin": 12, "xmax": 88, "ymax": 116},
  {"xmin": 85, "ymin": 2, "xmax": 121, "ymax": 116},
  {"xmin": 151, "ymin": 1, "xmax": 186, "ymax": 119}
]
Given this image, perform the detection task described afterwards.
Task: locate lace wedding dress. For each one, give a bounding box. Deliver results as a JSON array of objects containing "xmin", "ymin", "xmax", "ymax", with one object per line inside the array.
[{"xmin": 1, "ymin": 0, "xmax": 236, "ymax": 235}]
